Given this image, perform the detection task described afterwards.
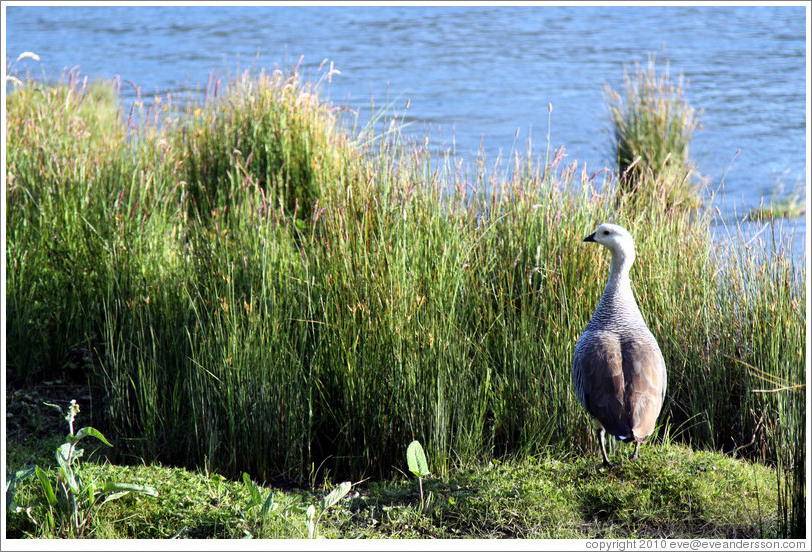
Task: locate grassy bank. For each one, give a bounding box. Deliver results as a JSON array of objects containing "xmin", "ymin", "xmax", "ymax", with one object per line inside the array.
[
  {"xmin": 6, "ymin": 449, "xmax": 780, "ymax": 539},
  {"xmin": 4, "ymin": 392, "xmax": 782, "ymax": 539},
  {"xmin": 5, "ymin": 58, "xmax": 806, "ymax": 538}
]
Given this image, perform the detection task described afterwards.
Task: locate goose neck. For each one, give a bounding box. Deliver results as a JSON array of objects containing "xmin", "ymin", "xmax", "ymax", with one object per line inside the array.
[{"xmin": 608, "ymin": 248, "xmax": 634, "ymax": 285}]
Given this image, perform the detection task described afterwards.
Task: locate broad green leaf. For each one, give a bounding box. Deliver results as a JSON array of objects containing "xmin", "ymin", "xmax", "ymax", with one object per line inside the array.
[
  {"xmin": 102, "ymin": 482, "xmax": 159, "ymax": 497},
  {"xmin": 55, "ymin": 444, "xmax": 82, "ymax": 495},
  {"xmin": 406, "ymin": 440, "xmax": 430, "ymax": 477},
  {"xmin": 35, "ymin": 466, "xmax": 57, "ymax": 507},
  {"xmin": 242, "ymin": 472, "xmax": 262, "ymax": 507},
  {"xmin": 58, "ymin": 464, "xmax": 81, "ymax": 496},
  {"xmin": 6, "ymin": 465, "xmax": 36, "ymax": 510},
  {"xmin": 260, "ymin": 491, "xmax": 275, "ymax": 516},
  {"xmin": 322, "ymin": 481, "xmax": 351, "ymax": 510},
  {"xmin": 7, "ymin": 465, "xmax": 36, "ymax": 487},
  {"xmin": 99, "ymin": 491, "xmax": 131, "ymax": 507},
  {"xmin": 56, "ymin": 443, "xmax": 83, "ymax": 469},
  {"xmin": 68, "ymin": 426, "xmax": 113, "ymax": 447}
]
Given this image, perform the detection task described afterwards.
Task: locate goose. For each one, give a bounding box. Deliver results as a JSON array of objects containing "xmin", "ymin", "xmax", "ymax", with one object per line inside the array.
[{"xmin": 572, "ymin": 223, "xmax": 667, "ymax": 466}]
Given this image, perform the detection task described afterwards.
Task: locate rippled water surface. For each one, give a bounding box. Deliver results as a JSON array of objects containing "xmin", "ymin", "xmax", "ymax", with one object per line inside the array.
[{"xmin": 5, "ymin": 5, "xmax": 807, "ymax": 254}]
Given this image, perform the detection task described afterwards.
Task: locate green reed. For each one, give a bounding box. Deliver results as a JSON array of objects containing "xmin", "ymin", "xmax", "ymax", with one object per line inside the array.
[{"xmin": 5, "ymin": 64, "xmax": 804, "ymax": 534}]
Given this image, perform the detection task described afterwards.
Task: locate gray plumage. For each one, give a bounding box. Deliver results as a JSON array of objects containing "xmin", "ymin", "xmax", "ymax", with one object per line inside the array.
[{"xmin": 572, "ymin": 223, "xmax": 667, "ymax": 466}]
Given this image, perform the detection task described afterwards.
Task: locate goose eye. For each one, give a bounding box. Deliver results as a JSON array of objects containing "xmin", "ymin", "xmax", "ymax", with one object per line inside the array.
[{"xmin": 602, "ymin": 230, "xmax": 610, "ymax": 235}]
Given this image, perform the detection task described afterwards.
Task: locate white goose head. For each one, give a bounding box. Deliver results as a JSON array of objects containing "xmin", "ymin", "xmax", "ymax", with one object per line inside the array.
[{"xmin": 583, "ymin": 223, "xmax": 637, "ymax": 275}]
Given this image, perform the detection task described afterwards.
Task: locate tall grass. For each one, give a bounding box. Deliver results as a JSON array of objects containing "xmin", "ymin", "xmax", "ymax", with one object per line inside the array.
[
  {"xmin": 713, "ymin": 221, "xmax": 806, "ymax": 538},
  {"xmin": 5, "ymin": 60, "xmax": 804, "ymax": 535},
  {"xmin": 6, "ymin": 71, "xmax": 153, "ymax": 384}
]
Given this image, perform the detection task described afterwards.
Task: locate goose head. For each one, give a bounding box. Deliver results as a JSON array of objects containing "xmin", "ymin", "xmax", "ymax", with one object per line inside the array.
[{"xmin": 584, "ymin": 223, "xmax": 637, "ymax": 271}]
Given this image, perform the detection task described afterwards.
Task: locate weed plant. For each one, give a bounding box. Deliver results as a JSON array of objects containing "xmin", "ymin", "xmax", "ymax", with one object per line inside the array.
[
  {"xmin": 6, "ymin": 400, "xmax": 157, "ymax": 537},
  {"xmin": 5, "ymin": 58, "xmax": 805, "ymax": 536}
]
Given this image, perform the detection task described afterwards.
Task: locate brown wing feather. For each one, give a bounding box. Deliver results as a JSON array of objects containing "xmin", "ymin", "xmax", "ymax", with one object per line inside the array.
[
  {"xmin": 578, "ymin": 330, "xmax": 665, "ymax": 442},
  {"xmin": 621, "ymin": 339, "xmax": 665, "ymax": 442},
  {"xmin": 578, "ymin": 331, "xmax": 633, "ymax": 439}
]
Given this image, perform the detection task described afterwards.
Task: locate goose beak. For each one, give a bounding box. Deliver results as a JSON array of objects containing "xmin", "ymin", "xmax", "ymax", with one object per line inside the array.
[{"xmin": 583, "ymin": 232, "xmax": 596, "ymax": 243}]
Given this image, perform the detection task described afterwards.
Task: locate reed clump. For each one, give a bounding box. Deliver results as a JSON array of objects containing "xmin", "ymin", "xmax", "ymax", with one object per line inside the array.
[
  {"xmin": 5, "ymin": 61, "xmax": 804, "ymax": 536},
  {"xmin": 174, "ymin": 68, "xmax": 356, "ymax": 223},
  {"xmin": 605, "ymin": 56, "xmax": 702, "ymax": 209}
]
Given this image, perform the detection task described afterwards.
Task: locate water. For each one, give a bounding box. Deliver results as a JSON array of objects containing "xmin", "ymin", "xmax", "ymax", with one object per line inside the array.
[{"xmin": 5, "ymin": 5, "xmax": 807, "ymax": 256}]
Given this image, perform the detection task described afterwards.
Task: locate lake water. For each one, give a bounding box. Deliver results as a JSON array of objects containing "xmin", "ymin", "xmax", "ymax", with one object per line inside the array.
[{"xmin": 4, "ymin": 4, "xmax": 808, "ymax": 258}]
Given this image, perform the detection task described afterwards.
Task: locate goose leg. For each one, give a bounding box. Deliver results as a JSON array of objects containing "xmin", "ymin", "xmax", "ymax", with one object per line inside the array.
[
  {"xmin": 598, "ymin": 427, "xmax": 613, "ymax": 467},
  {"xmin": 630, "ymin": 441, "xmax": 641, "ymax": 460}
]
